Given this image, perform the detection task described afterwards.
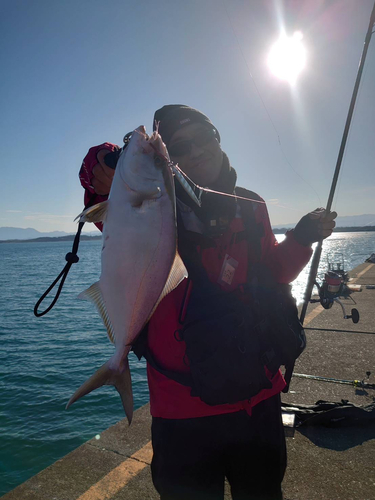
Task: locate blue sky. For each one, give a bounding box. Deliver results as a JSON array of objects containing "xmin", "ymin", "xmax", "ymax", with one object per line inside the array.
[{"xmin": 1, "ymin": 0, "xmax": 374, "ymax": 233}]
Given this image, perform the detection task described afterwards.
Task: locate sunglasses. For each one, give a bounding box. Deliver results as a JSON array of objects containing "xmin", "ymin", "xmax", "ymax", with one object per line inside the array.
[{"xmin": 168, "ymin": 128, "xmax": 217, "ymax": 157}]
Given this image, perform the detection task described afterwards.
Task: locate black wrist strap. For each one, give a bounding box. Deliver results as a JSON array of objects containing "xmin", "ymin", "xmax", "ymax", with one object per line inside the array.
[{"xmin": 34, "ymin": 192, "xmax": 98, "ymax": 317}]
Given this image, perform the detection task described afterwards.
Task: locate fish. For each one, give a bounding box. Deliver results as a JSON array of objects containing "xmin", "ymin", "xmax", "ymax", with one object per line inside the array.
[{"xmin": 66, "ymin": 126, "xmax": 188, "ymax": 424}]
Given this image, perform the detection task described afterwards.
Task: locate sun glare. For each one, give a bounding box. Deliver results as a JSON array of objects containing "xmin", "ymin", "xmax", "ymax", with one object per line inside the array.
[{"xmin": 267, "ymin": 31, "xmax": 306, "ymax": 84}]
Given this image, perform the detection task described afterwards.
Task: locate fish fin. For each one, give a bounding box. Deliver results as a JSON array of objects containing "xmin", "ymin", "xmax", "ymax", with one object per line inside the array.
[
  {"xmin": 114, "ymin": 358, "xmax": 133, "ymax": 424},
  {"xmin": 66, "ymin": 358, "xmax": 133, "ymax": 425},
  {"xmin": 78, "ymin": 282, "xmax": 115, "ymax": 344},
  {"xmin": 163, "ymin": 251, "xmax": 188, "ymax": 296},
  {"xmin": 128, "ymin": 187, "xmax": 161, "ymax": 207},
  {"xmin": 75, "ymin": 201, "xmax": 109, "ymax": 223},
  {"xmin": 147, "ymin": 251, "xmax": 188, "ymax": 320}
]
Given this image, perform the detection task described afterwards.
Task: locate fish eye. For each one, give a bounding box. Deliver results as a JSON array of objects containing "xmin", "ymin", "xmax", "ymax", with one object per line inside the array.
[{"xmin": 154, "ymin": 155, "xmax": 166, "ymax": 168}]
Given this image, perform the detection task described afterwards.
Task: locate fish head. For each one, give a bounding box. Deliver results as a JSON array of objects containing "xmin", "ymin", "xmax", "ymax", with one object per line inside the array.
[{"xmin": 117, "ymin": 126, "xmax": 174, "ymax": 198}]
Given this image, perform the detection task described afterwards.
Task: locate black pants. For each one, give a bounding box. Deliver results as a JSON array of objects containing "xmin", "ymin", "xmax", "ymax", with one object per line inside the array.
[{"xmin": 151, "ymin": 395, "xmax": 286, "ymax": 500}]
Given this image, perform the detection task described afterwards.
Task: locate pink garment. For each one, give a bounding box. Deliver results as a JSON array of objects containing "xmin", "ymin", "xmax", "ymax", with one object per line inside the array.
[{"xmin": 79, "ymin": 142, "xmax": 118, "ymax": 231}]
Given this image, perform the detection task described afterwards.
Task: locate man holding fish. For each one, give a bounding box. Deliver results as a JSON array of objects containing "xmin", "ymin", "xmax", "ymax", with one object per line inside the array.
[{"xmin": 77, "ymin": 105, "xmax": 336, "ymax": 500}]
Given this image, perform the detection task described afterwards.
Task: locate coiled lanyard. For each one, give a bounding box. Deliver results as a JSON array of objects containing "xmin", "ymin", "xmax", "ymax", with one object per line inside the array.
[{"xmin": 33, "ymin": 192, "xmax": 97, "ymax": 317}]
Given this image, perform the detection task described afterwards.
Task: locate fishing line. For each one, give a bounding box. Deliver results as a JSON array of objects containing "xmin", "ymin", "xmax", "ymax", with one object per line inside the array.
[
  {"xmin": 222, "ymin": 1, "xmax": 322, "ymax": 207},
  {"xmin": 171, "ymin": 162, "xmax": 266, "ymax": 205},
  {"xmin": 267, "ymin": 201, "xmax": 301, "ymax": 212},
  {"xmin": 145, "ymin": 127, "xmax": 304, "ymax": 210},
  {"xmin": 132, "ymin": 106, "xmax": 299, "ymax": 210},
  {"xmin": 146, "ymin": 136, "xmax": 267, "ymax": 205},
  {"xmin": 171, "ymin": 161, "xmax": 303, "ymax": 212},
  {"xmin": 148, "ymin": 133, "xmax": 308, "ymax": 213}
]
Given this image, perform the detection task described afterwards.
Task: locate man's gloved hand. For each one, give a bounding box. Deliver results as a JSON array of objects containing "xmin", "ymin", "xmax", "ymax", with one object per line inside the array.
[
  {"xmin": 293, "ymin": 208, "xmax": 337, "ymax": 246},
  {"xmin": 79, "ymin": 143, "xmax": 120, "ymax": 198},
  {"xmin": 92, "ymin": 148, "xmax": 120, "ymax": 195}
]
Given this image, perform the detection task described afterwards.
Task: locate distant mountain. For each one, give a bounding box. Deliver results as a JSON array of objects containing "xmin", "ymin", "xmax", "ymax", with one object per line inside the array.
[
  {"xmin": 272, "ymin": 214, "xmax": 375, "ymax": 230},
  {"xmin": 1, "ymin": 215, "xmax": 374, "ymax": 241},
  {"xmin": 334, "ymin": 214, "xmax": 375, "ymax": 227},
  {"xmin": 0, "ymin": 227, "xmax": 100, "ymax": 241}
]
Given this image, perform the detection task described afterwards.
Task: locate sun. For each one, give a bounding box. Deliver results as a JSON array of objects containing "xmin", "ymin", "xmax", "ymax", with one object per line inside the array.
[{"xmin": 267, "ymin": 31, "xmax": 306, "ymax": 84}]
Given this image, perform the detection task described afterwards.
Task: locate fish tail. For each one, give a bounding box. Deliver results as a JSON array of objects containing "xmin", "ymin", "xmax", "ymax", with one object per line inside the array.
[{"xmin": 66, "ymin": 357, "xmax": 133, "ymax": 425}]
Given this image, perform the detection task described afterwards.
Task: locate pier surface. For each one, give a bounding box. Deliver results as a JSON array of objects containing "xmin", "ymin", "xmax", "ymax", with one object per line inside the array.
[{"xmin": 2, "ymin": 262, "xmax": 375, "ymax": 500}]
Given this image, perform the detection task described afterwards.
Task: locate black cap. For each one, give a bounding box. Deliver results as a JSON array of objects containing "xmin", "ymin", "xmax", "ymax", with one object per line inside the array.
[{"xmin": 153, "ymin": 105, "xmax": 220, "ymax": 148}]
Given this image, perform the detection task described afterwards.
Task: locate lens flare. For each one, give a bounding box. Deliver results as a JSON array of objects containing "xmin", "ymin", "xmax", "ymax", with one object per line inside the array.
[{"xmin": 267, "ymin": 31, "xmax": 306, "ymax": 84}]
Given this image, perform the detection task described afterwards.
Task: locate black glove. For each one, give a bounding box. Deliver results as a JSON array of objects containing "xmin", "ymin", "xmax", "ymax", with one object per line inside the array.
[
  {"xmin": 293, "ymin": 208, "xmax": 337, "ymax": 246},
  {"xmin": 103, "ymin": 131, "xmax": 133, "ymax": 169},
  {"xmin": 104, "ymin": 149, "xmax": 121, "ymax": 169}
]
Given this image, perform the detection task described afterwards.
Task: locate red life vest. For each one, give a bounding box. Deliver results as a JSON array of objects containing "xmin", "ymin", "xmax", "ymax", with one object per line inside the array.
[{"xmin": 147, "ymin": 214, "xmax": 288, "ymax": 419}]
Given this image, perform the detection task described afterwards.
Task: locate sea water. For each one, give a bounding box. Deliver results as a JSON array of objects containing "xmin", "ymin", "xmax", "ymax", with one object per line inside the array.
[{"xmin": 1, "ymin": 232, "xmax": 374, "ymax": 495}]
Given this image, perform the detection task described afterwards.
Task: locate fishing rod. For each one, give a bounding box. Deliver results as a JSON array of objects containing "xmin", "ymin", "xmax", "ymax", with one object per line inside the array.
[
  {"xmin": 300, "ymin": 1, "xmax": 375, "ymax": 325},
  {"xmin": 305, "ymin": 327, "xmax": 375, "ymax": 335},
  {"xmin": 293, "ymin": 372, "xmax": 375, "ymax": 391}
]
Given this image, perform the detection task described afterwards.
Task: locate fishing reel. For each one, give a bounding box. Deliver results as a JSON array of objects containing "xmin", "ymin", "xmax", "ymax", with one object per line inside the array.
[{"xmin": 310, "ymin": 271, "xmax": 359, "ymax": 323}]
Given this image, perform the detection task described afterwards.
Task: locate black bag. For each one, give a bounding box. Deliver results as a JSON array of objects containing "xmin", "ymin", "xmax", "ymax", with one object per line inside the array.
[
  {"xmin": 175, "ymin": 278, "xmax": 273, "ymax": 405},
  {"xmin": 247, "ymin": 276, "xmax": 306, "ymax": 375},
  {"xmin": 171, "ymin": 262, "xmax": 305, "ymax": 405}
]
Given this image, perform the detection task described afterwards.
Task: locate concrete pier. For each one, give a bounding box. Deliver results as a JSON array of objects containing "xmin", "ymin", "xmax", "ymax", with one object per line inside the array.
[{"xmin": 2, "ymin": 262, "xmax": 374, "ymax": 500}]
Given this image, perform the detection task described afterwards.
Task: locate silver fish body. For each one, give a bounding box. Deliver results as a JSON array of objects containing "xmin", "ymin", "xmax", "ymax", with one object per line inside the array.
[{"xmin": 67, "ymin": 127, "xmax": 187, "ymax": 423}]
